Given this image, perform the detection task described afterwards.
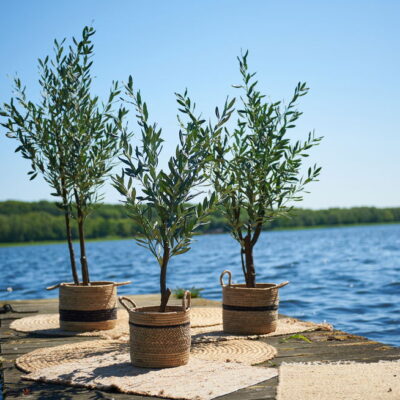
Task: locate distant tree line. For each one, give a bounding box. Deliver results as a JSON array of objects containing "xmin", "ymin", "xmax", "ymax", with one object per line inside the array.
[{"xmin": 0, "ymin": 200, "xmax": 399, "ymax": 243}]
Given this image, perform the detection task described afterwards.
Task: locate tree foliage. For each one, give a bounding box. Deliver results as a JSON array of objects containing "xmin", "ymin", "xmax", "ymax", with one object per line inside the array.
[
  {"xmin": 113, "ymin": 76, "xmax": 234, "ymax": 310},
  {"xmin": 208, "ymin": 51, "xmax": 323, "ymax": 287},
  {"xmin": 0, "ymin": 26, "xmax": 128, "ymax": 284}
]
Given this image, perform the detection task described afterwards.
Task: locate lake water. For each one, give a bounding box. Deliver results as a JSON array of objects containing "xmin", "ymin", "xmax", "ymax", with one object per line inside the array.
[{"xmin": 0, "ymin": 224, "xmax": 399, "ymax": 347}]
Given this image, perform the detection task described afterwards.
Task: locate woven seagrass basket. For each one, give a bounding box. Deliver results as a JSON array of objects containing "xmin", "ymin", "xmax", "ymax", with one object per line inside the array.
[
  {"xmin": 47, "ymin": 281, "xmax": 130, "ymax": 332},
  {"xmin": 119, "ymin": 291, "xmax": 191, "ymax": 368},
  {"xmin": 220, "ymin": 270, "xmax": 289, "ymax": 335}
]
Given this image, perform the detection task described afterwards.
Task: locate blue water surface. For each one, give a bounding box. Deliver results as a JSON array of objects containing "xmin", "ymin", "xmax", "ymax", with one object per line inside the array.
[{"xmin": 1, "ymin": 224, "xmax": 399, "ymax": 346}]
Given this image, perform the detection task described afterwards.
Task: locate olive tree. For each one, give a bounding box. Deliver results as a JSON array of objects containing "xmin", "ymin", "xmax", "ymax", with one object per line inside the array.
[
  {"xmin": 113, "ymin": 76, "xmax": 235, "ymax": 311},
  {"xmin": 0, "ymin": 26, "xmax": 128, "ymax": 285},
  {"xmin": 199, "ymin": 51, "xmax": 322, "ymax": 287}
]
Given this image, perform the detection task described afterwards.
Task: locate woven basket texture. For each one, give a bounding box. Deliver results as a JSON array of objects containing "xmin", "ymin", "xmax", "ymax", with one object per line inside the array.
[
  {"xmin": 59, "ymin": 281, "xmax": 117, "ymax": 331},
  {"xmin": 128, "ymin": 305, "xmax": 191, "ymax": 368},
  {"xmin": 222, "ymin": 283, "xmax": 280, "ymax": 335}
]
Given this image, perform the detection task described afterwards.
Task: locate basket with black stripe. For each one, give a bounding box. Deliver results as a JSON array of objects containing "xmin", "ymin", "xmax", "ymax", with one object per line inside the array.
[
  {"xmin": 119, "ymin": 291, "xmax": 191, "ymax": 368},
  {"xmin": 47, "ymin": 281, "xmax": 130, "ymax": 332},
  {"xmin": 220, "ymin": 270, "xmax": 289, "ymax": 335}
]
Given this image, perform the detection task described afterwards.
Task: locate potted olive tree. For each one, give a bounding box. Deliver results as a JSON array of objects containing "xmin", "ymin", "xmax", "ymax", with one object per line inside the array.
[
  {"xmin": 115, "ymin": 76, "xmax": 234, "ymax": 367},
  {"xmin": 0, "ymin": 26, "xmax": 130, "ymax": 331},
  {"xmin": 207, "ymin": 52, "xmax": 322, "ymax": 334}
]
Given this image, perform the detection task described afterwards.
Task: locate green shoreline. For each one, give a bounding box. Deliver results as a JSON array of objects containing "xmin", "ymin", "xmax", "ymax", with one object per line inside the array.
[
  {"xmin": 1, "ymin": 221, "xmax": 399, "ymax": 248},
  {"xmin": 0, "ymin": 236, "xmax": 130, "ymax": 248}
]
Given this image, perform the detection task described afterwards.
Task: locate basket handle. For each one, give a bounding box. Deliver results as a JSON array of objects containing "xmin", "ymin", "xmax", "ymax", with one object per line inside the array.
[
  {"xmin": 119, "ymin": 296, "xmax": 137, "ymax": 312},
  {"xmin": 220, "ymin": 270, "xmax": 232, "ymax": 287},
  {"xmin": 182, "ymin": 290, "xmax": 191, "ymax": 311},
  {"xmin": 275, "ymin": 281, "xmax": 290, "ymax": 290},
  {"xmin": 114, "ymin": 281, "xmax": 132, "ymax": 287},
  {"xmin": 46, "ymin": 283, "xmax": 67, "ymax": 291},
  {"xmin": 46, "ymin": 284, "xmax": 60, "ymax": 291}
]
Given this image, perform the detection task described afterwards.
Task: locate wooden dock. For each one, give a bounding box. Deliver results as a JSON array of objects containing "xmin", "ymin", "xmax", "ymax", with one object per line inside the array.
[{"xmin": 1, "ymin": 296, "xmax": 400, "ymax": 399}]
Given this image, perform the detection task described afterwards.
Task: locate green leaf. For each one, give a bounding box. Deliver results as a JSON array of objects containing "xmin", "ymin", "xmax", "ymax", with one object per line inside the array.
[{"xmin": 280, "ymin": 334, "xmax": 312, "ymax": 343}]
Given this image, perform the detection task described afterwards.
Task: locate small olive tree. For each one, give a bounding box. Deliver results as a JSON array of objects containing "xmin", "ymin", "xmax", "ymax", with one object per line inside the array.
[
  {"xmin": 113, "ymin": 76, "xmax": 234, "ymax": 311},
  {"xmin": 0, "ymin": 27, "xmax": 128, "ymax": 285},
  {"xmin": 203, "ymin": 52, "xmax": 322, "ymax": 287}
]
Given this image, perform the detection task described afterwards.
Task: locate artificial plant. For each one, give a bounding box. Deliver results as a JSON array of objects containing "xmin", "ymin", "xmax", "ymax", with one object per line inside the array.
[
  {"xmin": 205, "ymin": 51, "xmax": 322, "ymax": 287},
  {"xmin": 0, "ymin": 26, "xmax": 128, "ymax": 285},
  {"xmin": 113, "ymin": 76, "xmax": 235, "ymax": 311}
]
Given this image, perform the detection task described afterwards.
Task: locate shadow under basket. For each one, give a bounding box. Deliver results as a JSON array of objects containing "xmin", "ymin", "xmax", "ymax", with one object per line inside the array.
[
  {"xmin": 220, "ymin": 270, "xmax": 289, "ymax": 335},
  {"xmin": 47, "ymin": 281, "xmax": 130, "ymax": 332},
  {"xmin": 119, "ymin": 292, "xmax": 191, "ymax": 368}
]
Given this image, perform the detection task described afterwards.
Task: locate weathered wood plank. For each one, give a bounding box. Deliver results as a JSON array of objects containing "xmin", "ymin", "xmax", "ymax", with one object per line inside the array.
[
  {"xmin": 215, "ymin": 377, "xmax": 278, "ymax": 400},
  {"xmin": 4, "ymin": 381, "xmax": 153, "ymax": 400},
  {"xmin": 2, "ymin": 339, "xmax": 94, "ymax": 355}
]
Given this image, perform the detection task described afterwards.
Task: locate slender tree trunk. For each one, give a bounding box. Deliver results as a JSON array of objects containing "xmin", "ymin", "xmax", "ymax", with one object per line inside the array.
[
  {"xmin": 59, "ymin": 165, "xmax": 79, "ymax": 284},
  {"xmin": 244, "ymin": 234, "xmax": 256, "ymax": 287},
  {"xmin": 74, "ymin": 190, "xmax": 90, "ymax": 285},
  {"xmin": 240, "ymin": 247, "xmax": 247, "ymax": 280},
  {"xmin": 77, "ymin": 216, "xmax": 90, "ymax": 285},
  {"xmin": 64, "ymin": 211, "xmax": 79, "ymax": 285},
  {"xmin": 159, "ymin": 243, "xmax": 171, "ymax": 312},
  {"xmin": 251, "ymin": 221, "xmax": 263, "ymax": 247}
]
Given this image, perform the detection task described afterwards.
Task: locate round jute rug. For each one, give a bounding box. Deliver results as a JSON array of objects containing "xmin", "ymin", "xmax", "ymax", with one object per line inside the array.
[
  {"xmin": 191, "ymin": 317, "xmax": 333, "ymax": 343},
  {"xmin": 10, "ymin": 307, "xmax": 222, "ymax": 339},
  {"xmin": 10, "ymin": 311, "xmax": 128, "ymax": 339},
  {"xmin": 191, "ymin": 307, "xmax": 222, "ymax": 327},
  {"xmin": 16, "ymin": 338, "xmax": 276, "ymax": 373},
  {"xmin": 16, "ymin": 340, "xmax": 121, "ymax": 373},
  {"xmin": 191, "ymin": 340, "xmax": 277, "ymax": 365}
]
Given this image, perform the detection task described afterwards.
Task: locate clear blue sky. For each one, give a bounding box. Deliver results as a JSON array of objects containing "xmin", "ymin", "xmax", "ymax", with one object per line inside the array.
[{"xmin": 0, "ymin": 0, "xmax": 399, "ymax": 209}]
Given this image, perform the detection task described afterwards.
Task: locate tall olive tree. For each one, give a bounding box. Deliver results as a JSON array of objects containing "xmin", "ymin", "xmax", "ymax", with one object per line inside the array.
[
  {"xmin": 0, "ymin": 26, "xmax": 128, "ymax": 285},
  {"xmin": 203, "ymin": 51, "xmax": 322, "ymax": 287},
  {"xmin": 113, "ymin": 77, "xmax": 234, "ymax": 311}
]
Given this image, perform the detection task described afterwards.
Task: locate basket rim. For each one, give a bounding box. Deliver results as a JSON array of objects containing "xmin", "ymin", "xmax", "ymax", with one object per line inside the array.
[
  {"xmin": 224, "ymin": 283, "xmax": 279, "ymax": 290},
  {"xmin": 61, "ymin": 281, "xmax": 115, "ymax": 289},
  {"xmin": 131, "ymin": 305, "xmax": 191, "ymax": 316}
]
